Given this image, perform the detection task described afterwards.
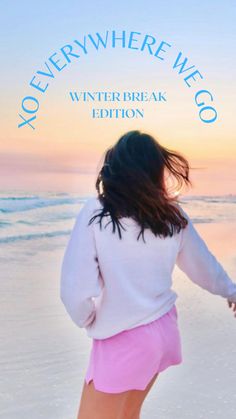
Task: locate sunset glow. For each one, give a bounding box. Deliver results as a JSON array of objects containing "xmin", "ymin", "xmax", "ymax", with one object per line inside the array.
[{"xmin": 1, "ymin": 1, "xmax": 234, "ymax": 196}]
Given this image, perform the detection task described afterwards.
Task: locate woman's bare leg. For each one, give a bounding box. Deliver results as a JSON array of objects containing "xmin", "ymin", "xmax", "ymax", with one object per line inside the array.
[
  {"xmin": 121, "ymin": 372, "xmax": 159, "ymax": 419},
  {"xmin": 77, "ymin": 372, "xmax": 159, "ymax": 419},
  {"xmin": 77, "ymin": 379, "xmax": 127, "ymax": 419}
]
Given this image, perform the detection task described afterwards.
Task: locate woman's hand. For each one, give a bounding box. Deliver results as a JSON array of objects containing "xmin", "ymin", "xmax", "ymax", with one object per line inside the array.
[{"xmin": 227, "ymin": 299, "xmax": 236, "ymax": 317}]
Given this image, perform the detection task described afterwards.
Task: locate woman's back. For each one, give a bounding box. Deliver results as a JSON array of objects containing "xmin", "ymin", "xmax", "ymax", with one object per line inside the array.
[
  {"xmin": 89, "ymin": 196, "xmax": 181, "ymax": 337},
  {"xmin": 60, "ymin": 196, "xmax": 236, "ymax": 339}
]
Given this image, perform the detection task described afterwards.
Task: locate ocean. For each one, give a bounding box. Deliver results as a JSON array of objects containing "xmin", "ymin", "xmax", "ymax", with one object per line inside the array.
[{"xmin": 1, "ymin": 191, "xmax": 236, "ymax": 252}]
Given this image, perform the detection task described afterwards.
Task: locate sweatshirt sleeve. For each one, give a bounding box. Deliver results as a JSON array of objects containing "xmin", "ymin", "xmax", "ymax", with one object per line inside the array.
[
  {"xmin": 60, "ymin": 198, "xmax": 103, "ymax": 328},
  {"xmin": 175, "ymin": 207, "xmax": 236, "ymax": 303}
]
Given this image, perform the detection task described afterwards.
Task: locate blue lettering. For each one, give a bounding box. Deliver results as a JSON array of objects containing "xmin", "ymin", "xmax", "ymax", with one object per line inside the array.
[
  {"xmin": 140, "ymin": 34, "xmax": 156, "ymax": 54},
  {"xmin": 30, "ymin": 75, "xmax": 49, "ymax": 93},
  {"xmin": 128, "ymin": 31, "xmax": 141, "ymax": 50},
  {"xmin": 36, "ymin": 62, "xmax": 55, "ymax": 78},
  {"xmin": 74, "ymin": 36, "xmax": 88, "ymax": 54},
  {"xmin": 22, "ymin": 96, "xmax": 39, "ymax": 113},
  {"xmin": 173, "ymin": 52, "xmax": 195, "ymax": 74},
  {"xmin": 18, "ymin": 114, "xmax": 36, "ymax": 129},
  {"xmin": 49, "ymin": 52, "xmax": 67, "ymax": 71},
  {"xmin": 184, "ymin": 70, "xmax": 203, "ymax": 87},
  {"xmin": 111, "ymin": 30, "xmax": 126, "ymax": 48},
  {"xmin": 87, "ymin": 32, "xmax": 109, "ymax": 49},
  {"xmin": 154, "ymin": 41, "xmax": 171, "ymax": 60},
  {"xmin": 61, "ymin": 44, "xmax": 80, "ymax": 62}
]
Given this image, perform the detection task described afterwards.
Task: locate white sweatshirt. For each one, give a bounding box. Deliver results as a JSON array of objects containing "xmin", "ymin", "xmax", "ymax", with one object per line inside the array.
[{"xmin": 60, "ymin": 196, "xmax": 236, "ymax": 339}]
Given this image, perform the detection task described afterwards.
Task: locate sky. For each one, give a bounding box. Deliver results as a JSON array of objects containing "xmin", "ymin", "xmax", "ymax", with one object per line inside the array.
[{"xmin": 1, "ymin": 0, "xmax": 235, "ymax": 195}]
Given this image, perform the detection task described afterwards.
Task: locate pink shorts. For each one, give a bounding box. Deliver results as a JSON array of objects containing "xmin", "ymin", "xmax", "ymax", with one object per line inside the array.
[{"xmin": 85, "ymin": 304, "xmax": 182, "ymax": 393}]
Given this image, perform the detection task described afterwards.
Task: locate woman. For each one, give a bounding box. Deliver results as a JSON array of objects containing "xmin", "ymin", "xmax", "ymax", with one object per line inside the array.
[{"xmin": 60, "ymin": 130, "xmax": 236, "ymax": 419}]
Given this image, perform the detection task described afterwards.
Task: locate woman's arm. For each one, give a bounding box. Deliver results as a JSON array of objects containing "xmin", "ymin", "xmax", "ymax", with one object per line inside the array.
[
  {"xmin": 60, "ymin": 198, "xmax": 103, "ymax": 328},
  {"xmin": 176, "ymin": 207, "xmax": 236, "ymax": 303}
]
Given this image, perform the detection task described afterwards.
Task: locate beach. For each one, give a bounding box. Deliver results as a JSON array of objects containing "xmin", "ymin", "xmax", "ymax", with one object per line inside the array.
[{"xmin": 0, "ymin": 192, "xmax": 236, "ymax": 418}]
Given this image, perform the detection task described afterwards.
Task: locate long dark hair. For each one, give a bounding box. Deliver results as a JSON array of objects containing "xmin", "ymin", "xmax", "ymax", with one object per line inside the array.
[{"xmin": 88, "ymin": 130, "xmax": 193, "ymax": 242}]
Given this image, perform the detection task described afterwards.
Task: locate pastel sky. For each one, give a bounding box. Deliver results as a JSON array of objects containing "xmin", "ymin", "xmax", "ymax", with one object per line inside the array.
[{"xmin": 1, "ymin": 0, "xmax": 235, "ymax": 195}]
